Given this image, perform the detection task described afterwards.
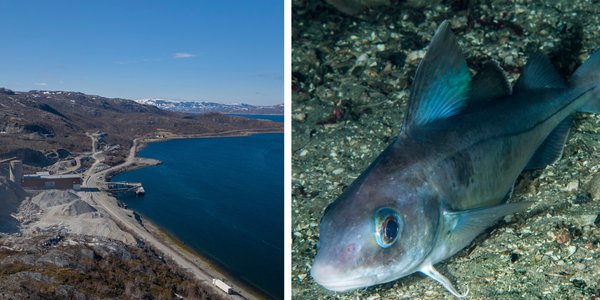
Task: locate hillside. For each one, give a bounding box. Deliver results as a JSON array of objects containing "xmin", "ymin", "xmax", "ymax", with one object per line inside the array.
[
  {"xmin": 0, "ymin": 88, "xmax": 283, "ymax": 166},
  {"xmin": 137, "ymin": 99, "xmax": 284, "ymax": 115}
]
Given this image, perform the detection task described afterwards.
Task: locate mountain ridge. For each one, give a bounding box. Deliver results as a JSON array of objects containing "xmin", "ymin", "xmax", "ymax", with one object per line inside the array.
[{"xmin": 137, "ymin": 99, "xmax": 284, "ymax": 115}]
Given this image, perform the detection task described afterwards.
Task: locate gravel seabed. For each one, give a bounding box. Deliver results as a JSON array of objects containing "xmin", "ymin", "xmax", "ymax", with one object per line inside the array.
[{"xmin": 292, "ymin": 1, "xmax": 600, "ymax": 299}]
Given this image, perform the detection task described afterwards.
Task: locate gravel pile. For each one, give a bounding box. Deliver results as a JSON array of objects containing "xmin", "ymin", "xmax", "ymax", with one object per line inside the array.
[
  {"xmin": 51, "ymin": 200, "xmax": 97, "ymax": 217},
  {"xmin": 31, "ymin": 190, "xmax": 80, "ymax": 208},
  {"xmin": 292, "ymin": 0, "xmax": 600, "ymax": 298}
]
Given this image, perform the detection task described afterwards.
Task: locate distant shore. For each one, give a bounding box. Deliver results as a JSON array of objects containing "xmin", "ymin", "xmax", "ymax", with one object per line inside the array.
[{"xmin": 102, "ymin": 130, "xmax": 283, "ymax": 299}]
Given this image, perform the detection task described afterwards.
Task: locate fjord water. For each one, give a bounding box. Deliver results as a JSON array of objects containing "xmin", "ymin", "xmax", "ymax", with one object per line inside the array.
[
  {"xmin": 226, "ymin": 114, "xmax": 284, "ymax": 122},
  {"xmin": 112, "ymin": 130, "xmax": 283, "ymax": 299}
]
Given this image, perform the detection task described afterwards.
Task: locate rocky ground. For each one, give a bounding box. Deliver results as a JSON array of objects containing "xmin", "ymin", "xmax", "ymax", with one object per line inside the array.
[
  {"xmin": 292, "ymin": 0, "xmax": 600, "ymax": 299},
  {"xmin": 0, "ymin": 233, "xmax": 224, "ymax": 299},
  {"xmin": 0, "ymin": 178, "xmax": 225, "ymax": 299},
  {"xmin": 15, "ymin": 190, "xmax": 136, "ymax": 244}
]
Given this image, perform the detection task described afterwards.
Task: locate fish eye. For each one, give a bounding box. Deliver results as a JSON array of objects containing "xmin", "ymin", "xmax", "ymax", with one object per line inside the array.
[{"xmin": 374, "ymin": 208, "xmax": 402, "ymax": 248}]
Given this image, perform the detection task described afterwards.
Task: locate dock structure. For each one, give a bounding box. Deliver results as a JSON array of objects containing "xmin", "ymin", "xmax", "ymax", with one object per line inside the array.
[{"xmin": 106, "ymin": 181, "xmax": 145, "ymax": 196}]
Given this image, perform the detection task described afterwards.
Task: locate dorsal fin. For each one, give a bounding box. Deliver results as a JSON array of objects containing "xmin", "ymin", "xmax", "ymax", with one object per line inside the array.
[
  {"xmin": 514, "ymin": 52, "xmax": 566, "ymax": 92},
  {"xmin": 469, "ymin": 60, "xmax": 511, "ymax": 103},
  {"xmin": 403, "ymin": 21, "xmax": 471, "ymax": 131}
]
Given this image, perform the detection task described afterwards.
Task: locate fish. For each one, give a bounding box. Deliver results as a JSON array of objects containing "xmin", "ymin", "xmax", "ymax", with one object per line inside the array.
[{"xmin": 310, "ymin": 20, "xmax": 600, "ymax": 297}]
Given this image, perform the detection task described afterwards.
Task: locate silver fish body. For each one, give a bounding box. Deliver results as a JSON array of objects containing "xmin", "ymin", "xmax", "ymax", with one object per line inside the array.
[{"xmin": 311, "ymin": 20, "xmax": 600, "ymax": 297}]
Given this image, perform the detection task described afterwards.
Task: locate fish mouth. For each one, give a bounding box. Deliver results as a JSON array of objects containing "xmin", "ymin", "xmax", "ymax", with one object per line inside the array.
[
  {"xmin": 311, "ymin": 262, "xmax": 379, "ymax": 292},
  {"xmin": 312, "ymin": 274, "xmax": 374, "ymax": 292}
]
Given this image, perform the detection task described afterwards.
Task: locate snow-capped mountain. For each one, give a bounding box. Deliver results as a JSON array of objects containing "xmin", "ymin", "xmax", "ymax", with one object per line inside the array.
[{"xmin": 136, "ymin": 99, "xmax": 283, "ymax": 115}]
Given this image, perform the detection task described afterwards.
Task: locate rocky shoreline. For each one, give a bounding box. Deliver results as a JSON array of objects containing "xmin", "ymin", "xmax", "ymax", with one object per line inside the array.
[
  {"xmin": 0, "ymin": 130, "xmax": 283, "ymax": 299},
  {"xmin": 0, "ymin": 177, "xmax": 226, "ymax": 299}
]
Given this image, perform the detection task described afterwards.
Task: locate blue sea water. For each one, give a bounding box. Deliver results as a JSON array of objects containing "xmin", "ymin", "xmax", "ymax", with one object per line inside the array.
[
  {"xmin": 112, "ymin": 133, "xmax": 283, "ymax": 299},
  {"xmin": 226, "ymin": 114, "xmax": 284, "ymax": 123}
]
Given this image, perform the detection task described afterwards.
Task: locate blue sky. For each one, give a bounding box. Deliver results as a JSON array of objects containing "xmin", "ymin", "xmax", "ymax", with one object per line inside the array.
[{"xmin": 0, "ymin": 1, "xmax": 283, "ymax": 105}]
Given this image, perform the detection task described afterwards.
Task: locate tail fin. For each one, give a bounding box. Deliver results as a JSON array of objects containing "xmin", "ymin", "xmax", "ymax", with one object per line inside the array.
[{"xmin": 572, "ymin": 50, "xmax": 600, "ymax": 113}]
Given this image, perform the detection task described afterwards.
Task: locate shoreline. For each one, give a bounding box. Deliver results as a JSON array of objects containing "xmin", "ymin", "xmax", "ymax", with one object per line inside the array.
[
  {"xmin": 143, "ymin": 217, "xmax": 273, "ymax": 300},
  {"xmin": 100, "ymin": 130, "xmax": 282, "ymax": 299}
]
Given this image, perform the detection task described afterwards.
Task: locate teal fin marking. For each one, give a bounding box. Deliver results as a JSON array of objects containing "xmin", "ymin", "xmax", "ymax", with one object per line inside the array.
[
  {"xmin": 432, "ymin": 202, "xmax": 531, "ymax": 263},
  {"xmin": 403, "ymin": 21, "xmax": 471, "ymax": 131},
  {"xmin": 571, "ymin": 49, "xmax": 600, "ymax": 86},
  {"xmin": 576, "ymin": 89, "xmax": 600, "ymax": 113},
  {"xmin": 573, "ymin": 50, "xmax": 600, "ymax": 113},
  {"xmin": 525, "ymin": 116, "xmax": 572, "ymax": 170},
  {"xmin": 419, "ymin": 264, "xmax": 469, "ymax": 298},
  {"xmin": 469, "ymin": 60, "xmax": 511, "ymax": 104},
  {"xmin": 514, "ymin": 52, "xmax": 566, "ymax": 92}
]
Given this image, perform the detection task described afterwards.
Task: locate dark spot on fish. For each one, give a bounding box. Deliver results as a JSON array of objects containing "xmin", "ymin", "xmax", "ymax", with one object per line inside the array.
[
  {"xmin": 447, "ymin": 151, "xmax": 474, "ymax": 188},
  {"xmin": 594, "ymin": 215, "xmax": 600, "ymax": 227}
]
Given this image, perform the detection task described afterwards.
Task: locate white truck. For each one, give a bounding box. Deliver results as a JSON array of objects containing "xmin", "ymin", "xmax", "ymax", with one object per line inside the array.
[{"xmin": 212, "ymin": 278, "xmax": 233, "ymax": 294}]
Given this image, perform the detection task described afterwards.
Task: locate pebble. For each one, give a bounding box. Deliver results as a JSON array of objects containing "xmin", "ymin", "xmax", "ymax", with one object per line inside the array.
[
  {"xmin": 405, "ymin": 50, "xmax": 426, "ymax": 64},
  {"xmin": 355, "ymin": 53, "xmax": 369, "ymax": 66},
  {"xmin": 588, "ymin": 173, "xmax": 600, "ymax": 200},
  {"xmin": 299, "ymin": 149, "xmax": 308, "ymax": 157},
  {"xmin": 574, "ymin": 214, "xmax": 597, "ymax": 227},
  {"xmin": 553, "ymin": 228, "xmax": 571, "ymax": 244},
  {"xmin": 575, "ymin": 262, "xmax": 586, "ymax": 270},
  {"xmin": 332, "ymin": 168, "xmax": 344, "ymax": 175},
  {"xmin": 564, "ymin": 180, "xmax": 579, "ymax": 193},
  {"xmin": 293, "ymin": 113, "xmax": 307, "ymax": 121},
  {"xmin": 298, "ymin": 274, "xmax": 307, "ymax": 281}
]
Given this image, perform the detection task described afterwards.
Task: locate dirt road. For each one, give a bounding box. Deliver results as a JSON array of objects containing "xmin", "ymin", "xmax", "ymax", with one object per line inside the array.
[{"xmin": 80, "ymin": 134, "xmax": 257, "ymax": 300}]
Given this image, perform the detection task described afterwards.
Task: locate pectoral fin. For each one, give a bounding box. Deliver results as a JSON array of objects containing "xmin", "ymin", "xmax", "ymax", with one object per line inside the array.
[
  {"xmin": 422, "ymin": 202, "xmax": 530, "ymax": 297},
  {"xmin": 429, "ymin": 202, "xmax": 531, "ymax": 265},
  {"xmin": 419, "ymin": 264, "xmax": 468, "ymax": 298},
  {"xmin": 442, "ymin": 202, "xmax": 531, "ymax": 259}
]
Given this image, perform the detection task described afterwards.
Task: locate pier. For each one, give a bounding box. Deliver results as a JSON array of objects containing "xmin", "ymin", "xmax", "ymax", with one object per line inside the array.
[{"xmin": 106, "ymin": 181, "xmax": 145, "ymax": 196}]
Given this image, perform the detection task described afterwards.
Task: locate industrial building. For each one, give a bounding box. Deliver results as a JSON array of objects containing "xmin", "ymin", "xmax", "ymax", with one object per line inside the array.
[
  {"xmin": 1, "ymin": 157, "xmax": 81, "ymax": 190},
  {"xmin": 22, "ymin": 172, "xmax": 82, "ymax": 190}
]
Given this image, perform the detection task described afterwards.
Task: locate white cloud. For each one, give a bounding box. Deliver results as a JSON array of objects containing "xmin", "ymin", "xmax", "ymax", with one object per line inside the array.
[
  {"xmin": 174, "ymin": 52, "xmax": 195, "ymax": 59},
  {"xmin": 34, "ymin": 82, "xmax": 48, "ymax": 86}
]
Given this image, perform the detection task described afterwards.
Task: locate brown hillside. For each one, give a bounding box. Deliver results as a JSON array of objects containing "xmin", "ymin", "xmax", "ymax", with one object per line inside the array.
[{"xmin": 0, "ymin": 89, "xmax": 282, "ymax": 166}]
